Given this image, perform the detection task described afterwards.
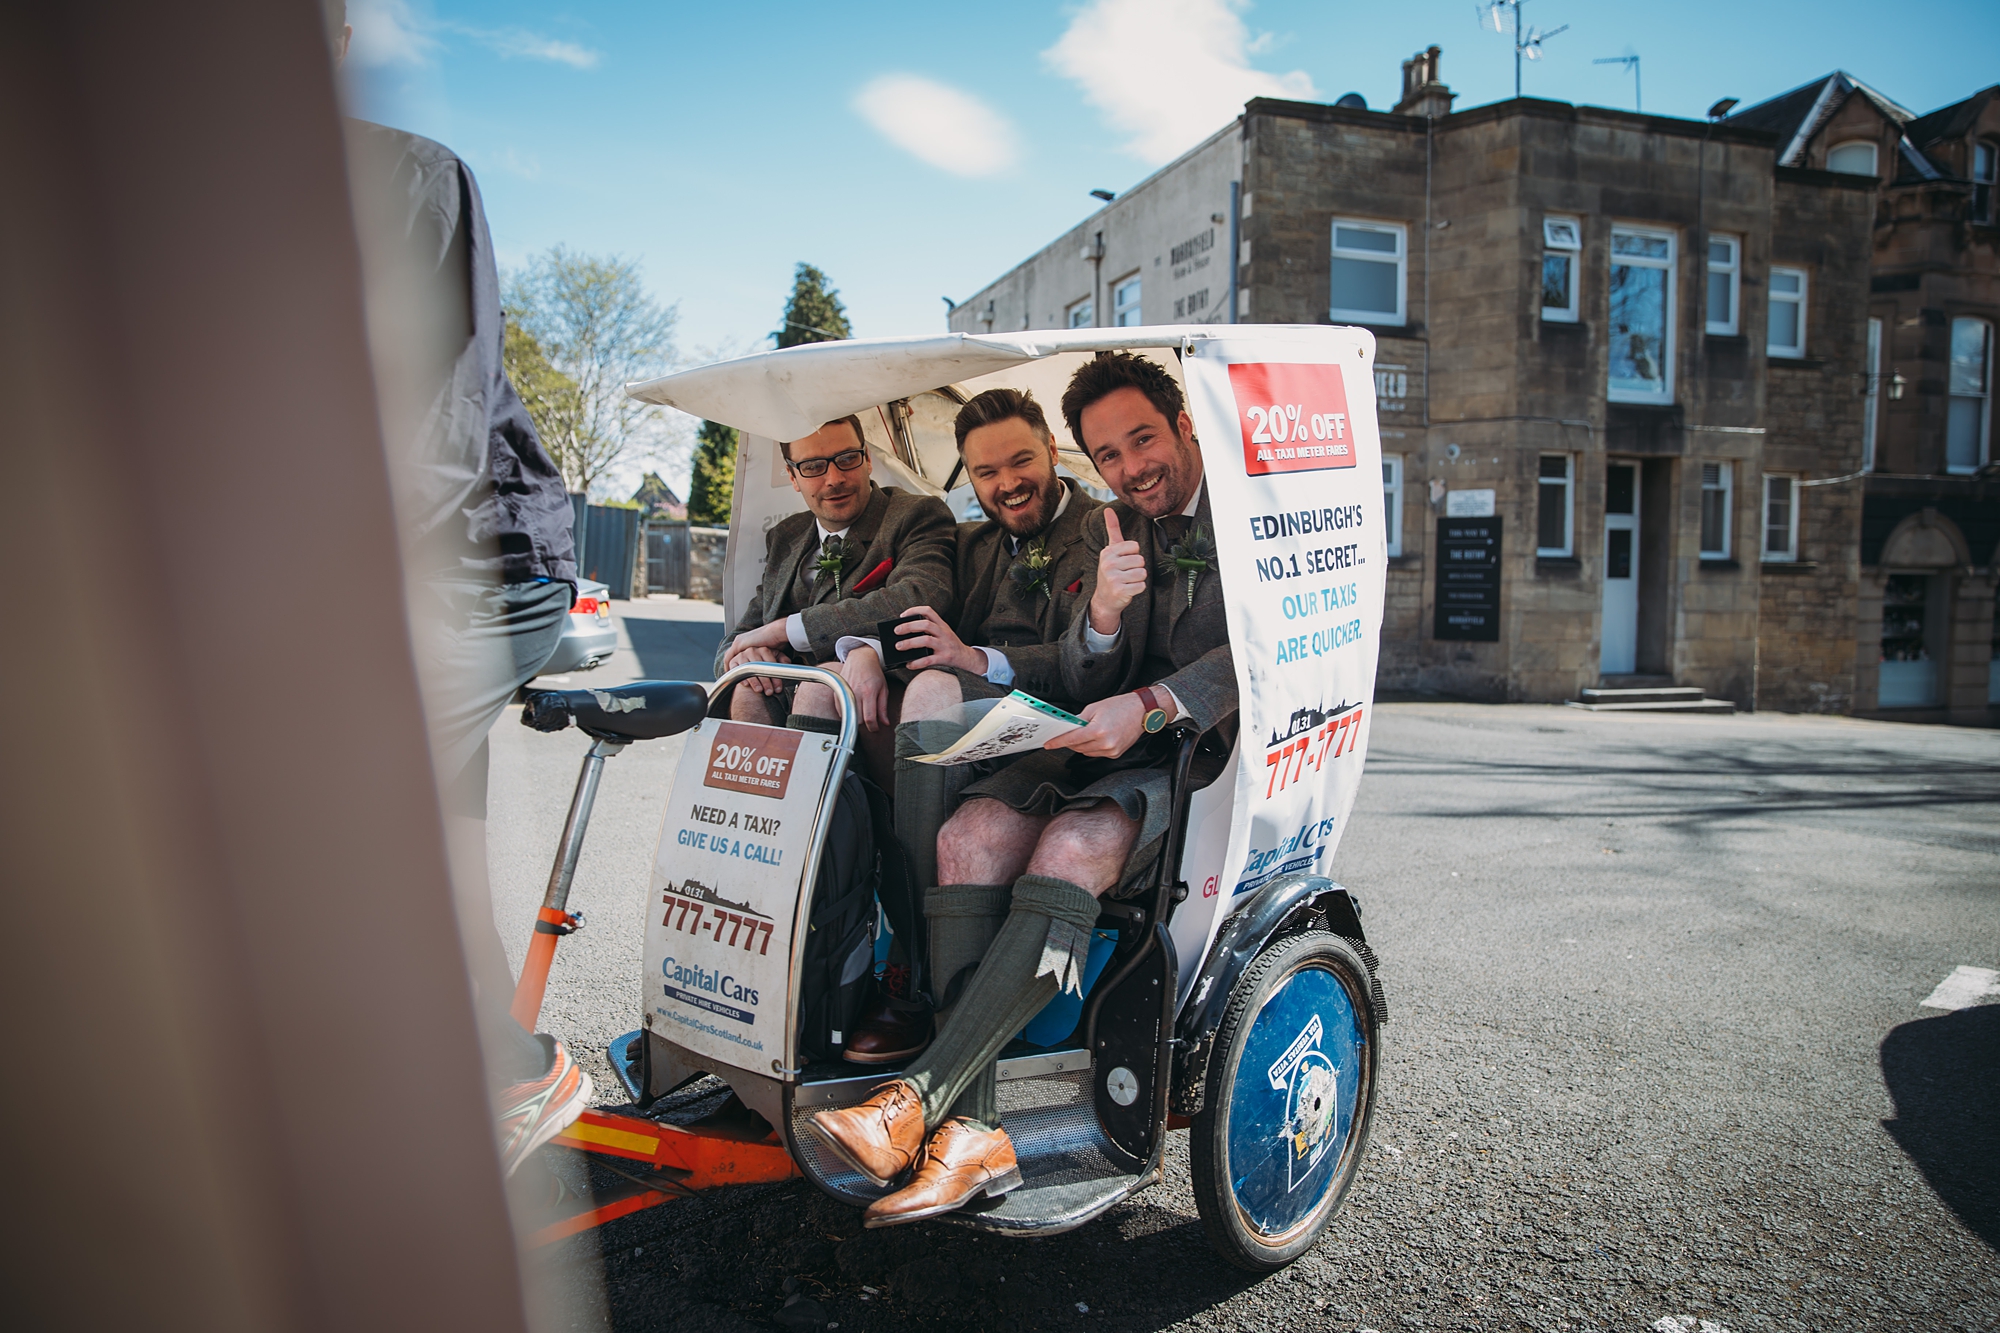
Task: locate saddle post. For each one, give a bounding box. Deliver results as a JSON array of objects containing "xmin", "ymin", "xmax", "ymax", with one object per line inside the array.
[{"xmin": 511, "ymin": 735, "xmax": 628, "ymax": 1029}]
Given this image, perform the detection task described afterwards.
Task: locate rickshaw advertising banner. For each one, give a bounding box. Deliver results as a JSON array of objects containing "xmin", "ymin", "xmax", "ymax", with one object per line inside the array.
[
  {"xmin": 1180, "ymin": 331, "xmax": 1385, "ymax": 916},
  {"xmin": 642, "ymin": 717, "xmax": 838, "ymax": 1074}
]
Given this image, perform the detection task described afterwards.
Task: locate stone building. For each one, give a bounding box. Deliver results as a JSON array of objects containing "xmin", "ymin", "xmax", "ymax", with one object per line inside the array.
[
  {"xmin": 1728, "ymin": 74, "xmax": 2000, "ymax": 723},
  {"xmin": 949, "ymin": 51, "xmax": 1994, "ymax": 720}
]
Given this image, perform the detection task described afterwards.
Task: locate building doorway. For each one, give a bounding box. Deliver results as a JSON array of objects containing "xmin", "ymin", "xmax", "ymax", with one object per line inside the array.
[
  {"xmin": 1600, "ymin": 461, "xmax": 1641, "ymax": 674},
  {"xmin": 1879, "ymin": 574, "xmax": 1939, "ymax": 707}
]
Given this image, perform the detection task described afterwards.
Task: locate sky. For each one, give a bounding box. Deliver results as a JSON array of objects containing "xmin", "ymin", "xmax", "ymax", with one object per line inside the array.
[{"xmin": 342, "ymin": 0, "xmax": 2000, "ymax": 494}]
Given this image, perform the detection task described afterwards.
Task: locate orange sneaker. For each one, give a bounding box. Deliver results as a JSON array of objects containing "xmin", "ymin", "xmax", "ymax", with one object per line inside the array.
[{"xmin": 497, "ymin": 1036, "xmax": 592, "ymax": 1176}]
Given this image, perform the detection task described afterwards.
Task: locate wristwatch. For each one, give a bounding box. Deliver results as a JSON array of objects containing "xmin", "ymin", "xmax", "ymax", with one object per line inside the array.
[{"xmin": 1136, "ymin": 686, "xmax": 1170, "ymax": 734}]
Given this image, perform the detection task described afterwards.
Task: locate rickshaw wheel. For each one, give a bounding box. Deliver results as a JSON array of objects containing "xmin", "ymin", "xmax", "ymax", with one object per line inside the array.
[{"xmin": 1189, "ymin": 929, "xmax": 1378, "ymax": 1272}]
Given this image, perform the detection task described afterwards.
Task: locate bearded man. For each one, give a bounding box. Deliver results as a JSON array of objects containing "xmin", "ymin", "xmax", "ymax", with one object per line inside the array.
[
  {"xmin": 831, "ymin": 388, "xmax": 1103, "ymax": 1066},
  {"xmin": 809, "ymin": 353, "xmax": 1235, "ymax": 1225}
]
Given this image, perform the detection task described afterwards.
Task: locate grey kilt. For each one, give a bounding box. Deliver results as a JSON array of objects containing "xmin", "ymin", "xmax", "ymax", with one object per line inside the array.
[{"xmin": 961, "ymin": 734, "xmax": 1189, "ymax": 897}]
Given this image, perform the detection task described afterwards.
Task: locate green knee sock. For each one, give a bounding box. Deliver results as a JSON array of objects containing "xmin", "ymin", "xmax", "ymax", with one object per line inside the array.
[
  {"xmin": 786, "ymin": 711, "xmax": 840, "ymax": 735},
  {"xmin": 904, "ymin": 875, "xmax": 1101, "ymax": 1130},
  {"xmin": 925, "ymin": 883, "xmax": 1011, "ymax": 1127},
  {"xmin": 893, "ymin": 719, "xmax": 973, "ymax": 891}
]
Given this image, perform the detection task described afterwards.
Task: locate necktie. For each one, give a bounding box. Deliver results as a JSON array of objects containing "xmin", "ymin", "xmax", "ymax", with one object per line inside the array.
[{"xmin": 1155, "ymin": 514, "xmax": 1191, "ymax": 547}]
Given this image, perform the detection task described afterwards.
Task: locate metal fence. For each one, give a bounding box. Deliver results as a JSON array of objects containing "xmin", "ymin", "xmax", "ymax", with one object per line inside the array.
[
  {"xmin": 645, "ymin": 520, "xmax": 691, "ymax": 596},
  {"xmin": 578, "ymin": 503, "xmax": 640, "ymax": 598}
]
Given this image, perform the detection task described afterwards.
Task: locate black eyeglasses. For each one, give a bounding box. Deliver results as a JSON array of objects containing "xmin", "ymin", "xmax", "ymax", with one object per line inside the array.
[{"xmin": 787, "ymin": 448, "xmax": 868, "ymax": 478}]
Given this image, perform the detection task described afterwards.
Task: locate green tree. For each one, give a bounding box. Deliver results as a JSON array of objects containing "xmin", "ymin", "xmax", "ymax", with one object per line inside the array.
[
  {"xmin": 687, "ymin": 420, "xmax": 738, "ymax": 526},
  {"xmin": 774, "ymin": 263, "xmax": 852, "ymax": 348},
  {"xmin": 505, "ymin": 245, "xmax": 679, "ymax": 495},
  {"xmin": 502, "ymin": 318, "xmax": 585, "ymax": 473}
]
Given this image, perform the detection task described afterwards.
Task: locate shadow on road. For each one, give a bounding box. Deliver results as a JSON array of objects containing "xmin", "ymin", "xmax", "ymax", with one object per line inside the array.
[
  {"xmin": 625, "ymin": 615, "xmax": 724, "ymax": 683},
  {"xmin": 1880, "ymin": 1004, "xmax": 2000, "ymax": 1251}
]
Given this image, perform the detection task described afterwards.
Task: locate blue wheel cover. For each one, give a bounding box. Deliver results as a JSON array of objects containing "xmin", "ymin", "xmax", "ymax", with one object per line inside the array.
[{"xmin": 1225, "ymin": 963, "xmax": 1364, "ymax": 1238}]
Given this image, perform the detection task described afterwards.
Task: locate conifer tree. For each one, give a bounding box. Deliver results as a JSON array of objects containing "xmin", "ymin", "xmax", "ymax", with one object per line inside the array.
[
  {"xmin": 774, "ymin": 263, "xmax": 852, "ymax": 347},
  {"xmin": 687, "ymin": 420, "xmax": 738, "ymax": 526}
]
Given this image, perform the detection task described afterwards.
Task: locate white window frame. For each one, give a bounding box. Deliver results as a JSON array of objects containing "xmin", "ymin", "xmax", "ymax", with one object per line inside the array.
[
  {"xmin": 1948, "ymin": 315, "xmax": 1993, "ymax": 474},
  {"xmin": 1826, "ymin": 140, "xmax": 1879, "ymax": 177},
  {"xmin": 1066, "ymin": 297, "xmax": 1094, "ymax": 329},
  {"xmin": 1608, "ymin": 224, "xmax": 1677, "ymax": 405},
  {"xmin": 1768, "ymin": 266, "xmax": 1808, "ymax": 358},
  {"xmin": 1328, "ymin": 218, "xmax": 1407, "ymax": 326},
  {"xmin": 1541, "ymin": 216, "xmax": 1581, "ymax": 323},
  {"xmin": 1863, "ymin": 316, "xmax": 1882, "ymax": 471},
  {"xmin": 1112, "ymin": 274, "xmax": 1142, "ymax": 327},
  {"xmin": 1705, "ymin": 234, "xmax": 1741, "ymax": 336},
  {"xmin": 1383, "ymin": 455, "xmax": 1404, "ymax": 557},
  {"xmin": 1536, "ymin": 454, "xmax": 1574, "ymax": 558},
  {"xmin": 1699, "ymin": 461, "xmax": 1734, "ymax": 560},
  {"xmin": 1761, "ymin": 473, "xmax": 1799, "ymax": 563}
]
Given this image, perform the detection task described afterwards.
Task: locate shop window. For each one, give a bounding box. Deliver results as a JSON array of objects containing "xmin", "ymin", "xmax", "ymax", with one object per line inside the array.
[
  {"xmin": 1974, "ymin": 141, "xmax": 1997, "ymax": 224},
  {"xmin": 1066, "ymin": 297, "xmax": 1094, "ymax": 329},
  {"xmin": 1879, "ymin": 574, "xmax": 1938, "ymax": 707},
  {"xmin": 1826, "ymin": 140, "xmax": 1879, "ymax": 177},
  {"xmin": 1699, "ymin": 461, "xmax": 1733, "ymax": 559},
  {"xmin": 1541, "ymin": 216, "xmax": 1580, "ymax": 323},
  {"xmin": 1383, "ymin": 455, "xmax": 1404, "ymax": 557},
  {"xmin": 1536, "ymin": 454, "xmax": 1573, "ymax": 557},
  {"xmin": 1329, "ymin": 219, "xmax": 1406, "ymax": 325},
  {"xmin": 1948, "ymin": 317, "xmax": 1992, "ymax": 473},
  {"xmin": 1768, "ymin": 268, "xmax": 1807, "ymax": 358},
  {"xmin": 1609, "ymin": 226, "xmax": 1675, "ymax": 402},
  {"xmin": 1761, "ymin": 474, "xmax": 1798, "ymax": 562},
  {"xmin": 1113, "ymin": 275, "xmax": 1142, "ymax": 327},
  {"xmin": 1705, "ymin": 234, "xmax": 1740, "ymax": 336}
]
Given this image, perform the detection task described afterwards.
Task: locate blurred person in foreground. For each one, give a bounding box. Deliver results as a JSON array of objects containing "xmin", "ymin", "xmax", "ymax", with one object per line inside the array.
[{"xmin": 329, "ymin": 1, "xmax": 589, "ymax": 1174}]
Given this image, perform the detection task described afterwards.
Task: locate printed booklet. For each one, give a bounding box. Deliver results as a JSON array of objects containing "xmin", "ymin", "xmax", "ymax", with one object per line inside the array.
[{"xmin": 909, "ymin": 690, "xmax": 1085, "ymax": 766}]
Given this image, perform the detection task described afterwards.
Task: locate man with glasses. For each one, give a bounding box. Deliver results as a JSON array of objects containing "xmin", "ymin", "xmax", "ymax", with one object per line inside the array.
[{"xmin": 717, "ymin": 415, "xmax": 956, "ymax": 751}]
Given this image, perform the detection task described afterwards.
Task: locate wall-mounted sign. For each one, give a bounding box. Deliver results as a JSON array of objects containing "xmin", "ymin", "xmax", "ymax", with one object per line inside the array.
[
  {"xmin": 1434, "ymin": 516, "xmax": 1501, "ymax": 642},
  {"xmin": 1445, "ymin": 488, "xmax": 1495, "ymax": 517}
]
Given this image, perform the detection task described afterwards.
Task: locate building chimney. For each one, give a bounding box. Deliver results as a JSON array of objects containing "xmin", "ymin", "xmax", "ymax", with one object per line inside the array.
[{"xmin": 1393, "ymin": 45, "xmax": 1456, "ymax": 119}]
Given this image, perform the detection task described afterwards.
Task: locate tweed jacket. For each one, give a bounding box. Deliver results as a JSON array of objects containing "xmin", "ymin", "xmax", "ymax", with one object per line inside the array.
[
  {"xmin": 1058, "ymin": 483, "xmax": 1236, "ymax": 744},
  {"xmin": 940, "ymin": 479, "xmax": 1104, "ymax": 708},
  {"xmin": 715, "ymin": 484, "xmax": 957, "ymax": 674}
]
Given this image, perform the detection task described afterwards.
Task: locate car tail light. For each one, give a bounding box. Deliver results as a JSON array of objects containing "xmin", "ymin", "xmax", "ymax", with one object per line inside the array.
[{"xmin": 573, "ymin": 596, "xmax": 600, "ymax": 616}]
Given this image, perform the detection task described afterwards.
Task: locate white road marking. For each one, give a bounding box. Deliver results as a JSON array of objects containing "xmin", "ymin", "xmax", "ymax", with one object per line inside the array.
[
  {"xmin": 1653, "ymin": 1318, "xmax": 1732, "ymax": 1333},
  {"xmin": 1919, "ymin": 965, "xmax": 2000, "ymax": 1011}
]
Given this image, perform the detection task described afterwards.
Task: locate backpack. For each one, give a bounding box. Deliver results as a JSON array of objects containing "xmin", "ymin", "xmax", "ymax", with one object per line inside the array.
[{"xmin": 795, "ymin": 773, "xmax": 912, "ymax": 1066}]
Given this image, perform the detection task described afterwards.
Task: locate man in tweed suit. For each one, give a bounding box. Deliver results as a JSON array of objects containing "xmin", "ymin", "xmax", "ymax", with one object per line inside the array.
[
  {"xmin": 808, "ymin": 354, "xmax": 1235, "ymax": 1226},
  {"xmin": 832, "ymin": 388, "xmax": 1103, "ymax": 1065},
  {"xmin": 716, "ymin": 414, "xmax": 956, "ymax": 752}
]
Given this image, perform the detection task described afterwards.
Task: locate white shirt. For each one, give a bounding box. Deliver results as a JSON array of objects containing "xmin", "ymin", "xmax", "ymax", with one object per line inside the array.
[
  {"xmin": 785, "ymin": 520, "xmax": 852, "ymax": 652},
  {"xmin": 1081, "ymin": 479, "xmax": 1206, "ymax": 721}
]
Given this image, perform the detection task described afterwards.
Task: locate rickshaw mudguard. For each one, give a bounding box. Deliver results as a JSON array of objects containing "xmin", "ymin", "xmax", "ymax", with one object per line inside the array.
[{"xmin": 1171, "ymin": 876, "xmax": 1376, "ymax": 1117}]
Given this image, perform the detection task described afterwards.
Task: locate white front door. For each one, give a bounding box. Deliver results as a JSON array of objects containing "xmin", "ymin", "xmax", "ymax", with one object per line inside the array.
[{"xmin": 1600, "ymin": 462, "xmax": 1640, "ymax": 675}]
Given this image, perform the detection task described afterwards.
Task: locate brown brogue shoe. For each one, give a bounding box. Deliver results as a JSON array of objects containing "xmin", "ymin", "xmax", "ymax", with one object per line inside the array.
[
  {"xmin": 842, "ymin": 993, "xmax": 933, "ymax": 1064},
  {"xmin": 862, "ymin": 1118, "xmax": 1023, "ymax": 1228},
  {"xmin": 806, "ymin": 1079, "xmax": 926, "ymax": 1188}
]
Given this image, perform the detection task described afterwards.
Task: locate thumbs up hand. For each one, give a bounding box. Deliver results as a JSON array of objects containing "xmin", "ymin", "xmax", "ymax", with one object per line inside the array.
[{"xmin": 1090, "ymin": 509, "xmax": 1148, "ymax": 635}]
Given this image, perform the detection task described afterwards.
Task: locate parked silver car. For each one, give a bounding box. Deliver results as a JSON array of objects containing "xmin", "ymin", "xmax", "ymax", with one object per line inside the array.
[{"xmin": 536, "ymin": 577, "xmax": 617, "ymax": 675}]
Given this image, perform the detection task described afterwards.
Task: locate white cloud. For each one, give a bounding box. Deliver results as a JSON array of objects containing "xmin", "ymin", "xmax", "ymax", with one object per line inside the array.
[
  {"xmin": 345, "ymin": 1, "xmax": 599, "ymax": 71},
  {"xmin": 854, "ymin": 74, "xmax": 1021, "ymax": 178},
  {"xmin": 1043, "ymin": 0, "xmax": 1317, "ymax": 164},
  {"xmin": 458, "ymin": 26, "xmax": 600, "ymax": 70}
]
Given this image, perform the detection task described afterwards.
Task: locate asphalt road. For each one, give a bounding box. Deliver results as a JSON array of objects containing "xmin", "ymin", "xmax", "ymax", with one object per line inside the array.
[{"xmin": 491, "ymin": 602, "xmax": 2000, "ymax": 1333}]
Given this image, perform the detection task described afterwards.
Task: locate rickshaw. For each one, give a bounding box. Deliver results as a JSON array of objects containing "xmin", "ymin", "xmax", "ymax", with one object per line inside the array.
[{"xmin": 511, "ymin": 325, "xmax": 1389, "ymax": 1272}]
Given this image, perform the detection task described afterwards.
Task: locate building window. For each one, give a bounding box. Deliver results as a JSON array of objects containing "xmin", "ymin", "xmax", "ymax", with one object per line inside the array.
[
  {"xmin": 1761, "ymin": 474, "xmax": 1799, "ymax": 562},
  {"xmin": 1112, "ymin": 275, "xmax": 1142, "ymax": 327},
  {"xmin": 1609, "ymin": 226, "xmax": 1675, "ymax": 402},
  {"xmin": 1949, "ymin": 316, "xmax": 1993, "ymax": 474},
  {"xmin": 1536, "ymin": 454, "xmax": 1573, "ymax": 557},
  {"xmin": 1826, "ymin": 140, "xmax": 1879, "ymax": 177},
  {"xmin": 1066, "ymin": 297, "xmax": 1094, "ymax": 329},
  {"xmin": 1699, "ymin": 462, "xmax": 1733, "ymax": 559},
  {"xmin": 1383, "ymin": 455, "xmax": 1404, "ymax": 557},
  {"xmin": 1329, "ymin": 219, "xmax": 1406, "ymax": 325},
  {"xmin": 1541, "ymin": 216, "xmax": 1580, "ymax": 323},
  {"xmin": 1705, "ymin": 235, "xmax": 1740, "ymax": 336},
  {"xmin": 1879, "ymin": 574, "xmax": 1938, "ymax": 708},
  {"xmin": 1768, "ymin": 267, "xmax": 1808, "ymax": 358},
  {"xmin": 1972, "ymin": 141, "xmax": 1996, "ymax": 224},
  {"xmin": 1864, "ymin": 317, "xmax": 1882, "ymax": 471}
]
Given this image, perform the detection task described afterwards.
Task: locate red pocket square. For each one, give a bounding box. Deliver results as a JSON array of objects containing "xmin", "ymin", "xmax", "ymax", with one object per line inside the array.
[
  {"xmin": 1064, "ymin": 577, "xmax": 1083, "ymax": 595},
  {"xmin": 849, "ymin": 558, "xmax": 892, "ymax": 595}
]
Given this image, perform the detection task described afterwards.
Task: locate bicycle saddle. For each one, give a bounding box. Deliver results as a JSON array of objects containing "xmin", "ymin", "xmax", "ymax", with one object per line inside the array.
[{"xmin": 519, "ymin": 680, "xmax": 709, "ymax": 742}]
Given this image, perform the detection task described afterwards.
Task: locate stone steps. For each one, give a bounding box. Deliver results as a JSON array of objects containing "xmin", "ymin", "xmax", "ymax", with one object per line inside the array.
[{"xmin": 1567, "ymin": 685, "xmax": 1735, "ymax": 714}]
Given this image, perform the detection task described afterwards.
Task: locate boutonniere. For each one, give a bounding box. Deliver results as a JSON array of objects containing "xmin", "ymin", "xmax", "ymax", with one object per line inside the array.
[
  {"xmin": 849, "ymin": 558, "xmax": 892, "ymax": 595},
  {"xmin": 1159, "ymin": 523, "xmax": 1216, "ymax": 608},
  {"xmin": 814, "ymin": 535, "xmax": 848, "ymax": 581},
  {"xmin": 1009, "ymin": 537, "xmax": 1055, "ymax": 601}
]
